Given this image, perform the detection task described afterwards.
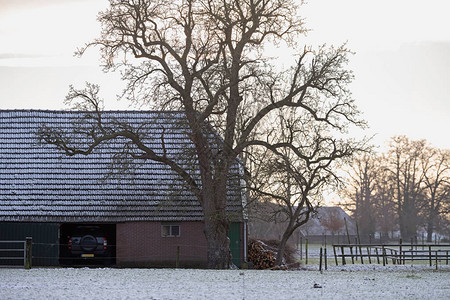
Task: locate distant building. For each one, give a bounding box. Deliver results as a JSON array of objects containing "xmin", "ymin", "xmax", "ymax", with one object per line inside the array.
[
  {"xmin": 0, "ymin": 110, "xmax": 247, "ymax": 267},
  {"xmin": 249, "ymin": 206, "xmax": 356, "ymax": 244}
]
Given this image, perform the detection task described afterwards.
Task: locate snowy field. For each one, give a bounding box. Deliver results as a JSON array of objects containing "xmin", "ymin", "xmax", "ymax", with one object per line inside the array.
[{"xmin": 1, "ymin": 265, "xmax": 449, "ymax": 299}]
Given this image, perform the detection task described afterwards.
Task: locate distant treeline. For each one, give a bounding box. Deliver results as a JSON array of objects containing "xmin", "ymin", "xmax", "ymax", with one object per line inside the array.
[{"xmin": 342, "ymin": 136, "xmax": 449, "ymax": 242}]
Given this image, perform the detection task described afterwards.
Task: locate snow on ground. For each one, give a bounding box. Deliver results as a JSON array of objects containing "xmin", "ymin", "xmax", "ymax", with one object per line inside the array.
[{"xmin": 0, "ymin": 265, "xmax": 449, "ymax": 300}]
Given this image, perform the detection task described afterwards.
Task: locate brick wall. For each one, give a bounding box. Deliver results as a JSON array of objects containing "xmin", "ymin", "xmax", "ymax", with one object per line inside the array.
[{"xmin": 116, "ymin": 221, "xmax": 208, "ymax": 268}]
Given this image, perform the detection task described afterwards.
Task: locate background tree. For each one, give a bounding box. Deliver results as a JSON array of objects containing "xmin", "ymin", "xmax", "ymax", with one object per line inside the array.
[
  {"xmin": 344, "ymin": 154, "xmax": 378, "ymax": 236},
  {"xmin": 372, "ymin": 157, "xmax": 397, "ymax": 239},
  {"xmin": 39, "ymin": 0, "xmax": 364, "ymax": 268},
  {"xmin": 420, "ymin": 147, "xmax": 450, "ymax": 241},
  {"xmin": 387, "ymin": 136, "xmax": 426, "ymax": 240},
  {"xmin": 344, "ymin": 136, "xmax": 449, "ymax": 241}
]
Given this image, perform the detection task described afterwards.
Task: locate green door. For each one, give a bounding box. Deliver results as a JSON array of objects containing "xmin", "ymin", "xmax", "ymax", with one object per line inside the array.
[{"xmin": 228, "ymin": 222, "xmax": 241, "ymax": 267}]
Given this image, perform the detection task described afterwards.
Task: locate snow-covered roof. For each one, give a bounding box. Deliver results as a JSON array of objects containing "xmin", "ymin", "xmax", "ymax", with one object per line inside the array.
[{"xmin": 0, "ymin": 110, "xmax": 244, "ymax": 223}]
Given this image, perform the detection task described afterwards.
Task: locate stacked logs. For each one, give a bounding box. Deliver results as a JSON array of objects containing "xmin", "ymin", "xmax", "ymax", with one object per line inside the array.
[
  {"xmin": 247, "ymin": 239, "xmax": 298, "ymax": 270},
  {"xmin": 248, "ymin": 240, "xmax": 277, "ymax": 269}
]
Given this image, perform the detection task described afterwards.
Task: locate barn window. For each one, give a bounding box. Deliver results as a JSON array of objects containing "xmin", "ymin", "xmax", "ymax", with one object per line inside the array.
[{"xmin": 161, "ymin": 224, "xmax": 180, "ymax": 237}]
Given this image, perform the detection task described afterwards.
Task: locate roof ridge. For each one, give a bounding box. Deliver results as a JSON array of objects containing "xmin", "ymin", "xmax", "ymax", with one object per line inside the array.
[{"xmin": 0, "ymin": 109, "xmax": 184, "ymax": 113}]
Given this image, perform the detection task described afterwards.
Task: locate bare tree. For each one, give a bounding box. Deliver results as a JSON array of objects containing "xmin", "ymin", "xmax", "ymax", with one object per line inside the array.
[
  {"xmin": 372, "ymin": 157, "xmax": 397, "ymax": 239},
  {"xmin": 421, "ymin": 148, "xmax": 450, "ymax": 241},
  {"xmin": 344, "ymin": 138, "xmax": 449, "ymax": 242},
  {"xmin": 387, "ymin": 136, "xmax": 427, "ymax": 240},
  {"xmin": 248, "ymin": 110, "xmax": 365, "ymax": 266},
  {"xmin": 38, "ymin": 0, "xmax": 364, "ymax": 268},
  {"xmin": 344, "ymin": 154, "xmax": 378, "ymax": 236}
]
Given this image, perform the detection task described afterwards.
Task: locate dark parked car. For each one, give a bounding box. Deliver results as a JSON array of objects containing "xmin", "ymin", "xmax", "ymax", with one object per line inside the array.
[{"xmin": 68, "ymin": 226, "xmax": 110, "ymax": 261}]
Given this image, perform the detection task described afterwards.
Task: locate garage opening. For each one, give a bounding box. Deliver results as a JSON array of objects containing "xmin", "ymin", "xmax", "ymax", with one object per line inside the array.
[{"xmin": 59, "ymin": 223, "xmax": 116, "ymax": 266}]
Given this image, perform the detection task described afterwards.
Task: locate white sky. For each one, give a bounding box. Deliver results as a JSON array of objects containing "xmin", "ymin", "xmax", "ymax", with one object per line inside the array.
[{"xmin": 0, "ymin": 0, "xmax": 449, "ymax": 150}]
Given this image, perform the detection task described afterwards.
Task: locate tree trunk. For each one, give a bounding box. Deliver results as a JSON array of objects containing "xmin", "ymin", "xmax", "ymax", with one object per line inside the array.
[
  {"xmin": 275, "ymin": 228, "xmax": 292, "ymax": 267},
  {"xmin": 399, "ymin": 212, "xmax": 407, "ymax": 240},
  {"xmin": 203, "ymin": 217, "xmax": 231, "ymax": 269},
  {"xmin": 399, "ymin": 198, "xmax": 417, "ymax": 240},
  {"xmin": 426, "ymin": 221, "xmax": 434, "ymax": 243}
]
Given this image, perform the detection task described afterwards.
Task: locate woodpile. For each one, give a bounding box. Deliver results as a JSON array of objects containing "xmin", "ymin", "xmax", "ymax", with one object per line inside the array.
[
  {"xmin": 247, "ymin": 239, "xmax": 298, "ymax": 270},
  {"xmin": 248, "ymin": 240, "xmax": 277, "ymax": 269}
]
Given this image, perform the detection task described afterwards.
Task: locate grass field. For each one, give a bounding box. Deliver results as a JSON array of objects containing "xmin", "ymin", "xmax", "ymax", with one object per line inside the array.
[{"xmin": 1, "ymin": 264, "xmax": 449, "ymax": 299}]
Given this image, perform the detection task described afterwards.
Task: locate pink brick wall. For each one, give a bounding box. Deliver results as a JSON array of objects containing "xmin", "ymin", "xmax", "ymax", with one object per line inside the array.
[{"xmin": 116, "ymin": 221, "xmax": 208, "ymax": 267}]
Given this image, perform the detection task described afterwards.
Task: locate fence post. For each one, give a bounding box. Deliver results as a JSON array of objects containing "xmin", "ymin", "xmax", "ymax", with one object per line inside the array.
[
  {"xmin": 375, "ymin": 246, "xmax": 380, "ymax": 264},
  {"xmin": 349, "ymin": 246, "xmax": 355, "ymax": 264},
  {"xmin": 25, "ymin": 237, "xmax": 32, "ymax": 270},
  {"xmin": 415, "ymin": 236, "xmax": 418, "ymax": 250},
  {"xmin": 429, "ymin": 245, "xmax": 432, "ymax": 267},
  {"xmin": 305, "ymin": 239, "xmax": 308, "ymax": 265},
  {"xmin": 422, "ymin": 232, "xmax": 424, "ymax": 250},
  {"xmin": 344, "ymin": 218, "xmax": 354, "ymax": 264},
  {"xmin": 356, "ymin": 222, "xmax": 363, "ymax": 263},
  {"xmin": 333, "ymin": 245, "xmax": 338, "ymax": 266},
  {"xmin": 435, "ymin": 250, "xmax": 438, "ymax": 270},
  {"xmin": 300, "ymin": 237, "xmax": 303, "ymax": 260},
  {"xmin": 399, "ymin": 238, "xmax": 403, "ymax": 265},
  {"xmin": 319, "ymin": 247, "xmax": 323, "ymax": 272},
  {"xmin": 382, "ymin": 245, "xmax": 386, "ymax": 266},
  {"xmin": 357, "ymin": 237, "xmax": 364, "ymax": 265},
  {"xmin": 324, "ymin": 247, "xmax": 327, "ymax": 270}
]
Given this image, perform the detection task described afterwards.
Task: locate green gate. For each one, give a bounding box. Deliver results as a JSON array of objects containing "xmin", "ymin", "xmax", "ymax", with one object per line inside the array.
[
  {"xmin": 0, "ymin": 222, "xmax": 59, "ymax": 266},
  {"xmin": 228, "ymin": 222, "xmax": 241, "ymax": 267}
]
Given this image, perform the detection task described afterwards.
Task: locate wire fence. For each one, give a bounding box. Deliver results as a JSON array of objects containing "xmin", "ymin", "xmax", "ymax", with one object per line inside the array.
[
  {"xmin": 2, "ymin": 239, "xmax": 449, "ymax": 271},
  {"xmin": 0, "ymin": 239, "xmax": 241, "ymax": 268}
]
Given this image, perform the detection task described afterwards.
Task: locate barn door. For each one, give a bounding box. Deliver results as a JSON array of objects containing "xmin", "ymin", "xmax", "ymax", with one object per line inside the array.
[{"xmin": 228, "ymin": 222, "xmax": 241, "ymax": 267}]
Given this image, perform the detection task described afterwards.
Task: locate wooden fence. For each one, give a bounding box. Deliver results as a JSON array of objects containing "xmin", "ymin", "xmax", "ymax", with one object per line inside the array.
[{"xmin": 332, "ymin": 243, "xmax": 450, "ymax": 268}]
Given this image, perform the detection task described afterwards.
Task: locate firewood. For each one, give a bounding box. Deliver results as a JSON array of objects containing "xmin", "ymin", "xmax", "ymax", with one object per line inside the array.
[
  {"xmin": 247, "ymin": 239, "xmax": 296, "ymax": 270},
  {"xmin": 247, "ymin": 240, "xmax": 276, "ymax": 269}
]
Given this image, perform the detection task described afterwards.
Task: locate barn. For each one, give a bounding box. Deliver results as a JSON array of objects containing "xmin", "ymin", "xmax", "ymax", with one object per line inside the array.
[{"xmin": 0, "ymin": 110, "xmax": 247, "ymax": 268}]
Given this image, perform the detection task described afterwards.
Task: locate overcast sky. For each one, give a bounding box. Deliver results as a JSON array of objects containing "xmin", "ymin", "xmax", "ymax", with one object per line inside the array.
[{"xmin": 0, "ymin": 0, "xmax": 449, "ymax": 150}]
